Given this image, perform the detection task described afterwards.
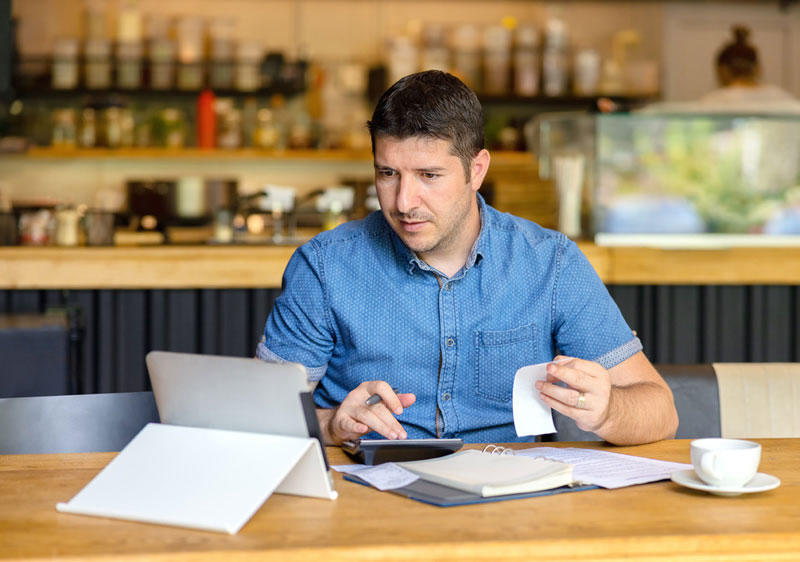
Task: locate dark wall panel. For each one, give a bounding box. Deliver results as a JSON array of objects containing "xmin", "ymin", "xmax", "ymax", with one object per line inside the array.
[{"xmin": 1, "ymin": 285, "xmax": 799, "ymax": 394}]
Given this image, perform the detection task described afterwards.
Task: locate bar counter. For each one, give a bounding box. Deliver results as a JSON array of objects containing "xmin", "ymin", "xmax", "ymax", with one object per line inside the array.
[{"xmin": 2, "ymin": 242, "xmax": 800, "ymax": 289}]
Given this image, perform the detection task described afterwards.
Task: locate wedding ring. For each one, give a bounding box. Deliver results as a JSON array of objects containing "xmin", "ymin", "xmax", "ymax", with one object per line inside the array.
[{"xmin": 576, "ymin": 392, "xmax": 586, "ymax": 409}]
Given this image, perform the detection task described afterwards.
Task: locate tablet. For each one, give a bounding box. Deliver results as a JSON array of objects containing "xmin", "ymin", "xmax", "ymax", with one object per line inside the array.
[
  {"xmin": 146, "ymin": 350, "xmax": 330, "ymax": 468},
  {"xmin": 342, "ymin": 438, "xmax": 463, "ymax": 465}
]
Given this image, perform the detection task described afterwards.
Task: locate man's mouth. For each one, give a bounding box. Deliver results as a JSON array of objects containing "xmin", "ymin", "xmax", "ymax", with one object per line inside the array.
[{"xmin": 399, "ymin": 219, "xmax": 426, "ymax": 232}]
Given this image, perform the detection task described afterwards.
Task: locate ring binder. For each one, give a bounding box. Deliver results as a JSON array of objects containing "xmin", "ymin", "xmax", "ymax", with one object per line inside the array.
[{"xmin": 482, "ymin": 444, "xmax": 516, "ymax": 456}]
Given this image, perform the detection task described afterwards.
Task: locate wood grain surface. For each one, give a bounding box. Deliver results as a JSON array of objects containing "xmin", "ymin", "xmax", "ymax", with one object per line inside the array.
[
  {"xmin": 1, "ymin": 439, "xmax": 798, "ymax": 561},
  {"xmin": 3, "ymin": 243, "xmax": 799, "ymax": 289}
]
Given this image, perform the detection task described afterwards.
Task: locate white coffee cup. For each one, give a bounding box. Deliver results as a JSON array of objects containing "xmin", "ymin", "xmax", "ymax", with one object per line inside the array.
[{"xmin": 690, "ymin": 438, "xmax": 761, "ymax": 488}]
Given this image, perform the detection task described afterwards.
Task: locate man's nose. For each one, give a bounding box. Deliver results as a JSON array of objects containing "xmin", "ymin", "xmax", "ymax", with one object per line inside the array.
[{"xmin": 396, "ymin": 176, "xmax": 419, "ymax": 214}]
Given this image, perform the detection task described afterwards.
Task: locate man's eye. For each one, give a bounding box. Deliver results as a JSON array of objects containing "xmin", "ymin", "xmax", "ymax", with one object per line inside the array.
[
  {"xmin": 378, "ymin": 169, "xmax": 395, "ymax": 177},
  {"xmin": 422, "ymin": 173, "xmax": 438, "ymax": 179}
]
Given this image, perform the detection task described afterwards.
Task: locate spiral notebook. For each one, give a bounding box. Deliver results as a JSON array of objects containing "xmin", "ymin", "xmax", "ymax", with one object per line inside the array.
[{"xmin": 344, "ymin": 445, "xmax": 597, "ymax": 507}]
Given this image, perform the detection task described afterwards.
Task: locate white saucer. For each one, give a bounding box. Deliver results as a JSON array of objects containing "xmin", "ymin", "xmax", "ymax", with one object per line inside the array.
[{"xmin": 670, "ymin": 469, "xmax": 781, "ymax": 496}]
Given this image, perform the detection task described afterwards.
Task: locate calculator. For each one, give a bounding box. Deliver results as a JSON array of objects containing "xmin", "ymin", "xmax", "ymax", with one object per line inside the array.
[{"xmin": 341, "ymin": 438, "xmax": 463, "ymax": 465}]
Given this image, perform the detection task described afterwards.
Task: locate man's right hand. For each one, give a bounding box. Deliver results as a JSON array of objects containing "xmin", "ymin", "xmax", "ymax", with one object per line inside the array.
[{"xmin": 317, "ymin": 381, "xmax": 416, "ymax": 445}]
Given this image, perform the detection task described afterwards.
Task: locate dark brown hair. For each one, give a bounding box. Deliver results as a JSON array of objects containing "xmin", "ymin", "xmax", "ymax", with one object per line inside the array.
[
  {"xmin": 716, "ymin": 25, "xmax": 759, "ymax": 81},
  {"xmin": 367, "ymin": 70, "xmax": 484, "ymax": 181}
]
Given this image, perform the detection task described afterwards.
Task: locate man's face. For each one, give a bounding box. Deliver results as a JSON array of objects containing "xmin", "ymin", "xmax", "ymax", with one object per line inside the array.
[{"xmin": 373, "ymin": 136, "xmax": 487, "ymax": 264}]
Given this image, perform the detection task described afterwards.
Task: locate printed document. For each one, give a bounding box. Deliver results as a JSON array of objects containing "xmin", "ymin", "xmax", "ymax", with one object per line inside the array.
[{"xmin": 517, "ymin": 446, "xmax": 692, "ymax": 489}]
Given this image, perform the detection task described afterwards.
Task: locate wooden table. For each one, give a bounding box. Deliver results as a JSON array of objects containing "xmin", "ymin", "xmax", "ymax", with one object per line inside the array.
[{"xmin": 1, "ymin": 439, "xmax": 798, "ymax": 561}]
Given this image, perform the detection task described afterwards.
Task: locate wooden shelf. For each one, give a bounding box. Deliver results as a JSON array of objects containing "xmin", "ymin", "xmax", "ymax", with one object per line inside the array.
[
  {"xmin": 2, "ymin": 242, "xmax": 799, "ymax": 290},
  {"xmin": 9, "ymin": 147, "xmax": 535, "ymax": 166}
]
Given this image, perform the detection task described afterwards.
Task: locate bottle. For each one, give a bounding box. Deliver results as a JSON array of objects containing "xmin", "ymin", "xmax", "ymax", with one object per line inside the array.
[
  {"xmin": 51, "ymin": 108, "xmax": 77, "ymax": 148},
  {"xmin": 79, "ymin": 107, "xmax": 96, "ymax": 147},
  {"xmin": 196, "ymin": 90, "xmax": 216, "ymax": 148}
]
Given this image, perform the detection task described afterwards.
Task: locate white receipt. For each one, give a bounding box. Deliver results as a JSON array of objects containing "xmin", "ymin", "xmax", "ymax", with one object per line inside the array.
[
  {"xmin": 517, "ymin": 446, "xmax": 692, "ymax": 489},
  {"xmin": 513, "ymin": 362, "xmax": 558, "ymax": 436},
  {"xmin": 331, "ymin": 464, "xmax": 370, "ymax": 475},
  {"xmin": 332, "ymin": 462, "xmax": 419, "ymax": 491}
]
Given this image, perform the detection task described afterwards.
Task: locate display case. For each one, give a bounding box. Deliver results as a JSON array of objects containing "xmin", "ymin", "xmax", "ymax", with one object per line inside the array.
[{"xmin": 533, "ymin": 111, "xmax": 800, "ymax": 246}]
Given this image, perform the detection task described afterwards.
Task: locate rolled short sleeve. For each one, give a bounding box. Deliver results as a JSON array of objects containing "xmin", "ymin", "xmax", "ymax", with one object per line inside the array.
[
  {"xmin": 259, "ymin": 242, "xmax": 334, "ymax": 381},
  {"xmin": 552, "ymin": 238, "xmax": 641, "ymax": 368}
]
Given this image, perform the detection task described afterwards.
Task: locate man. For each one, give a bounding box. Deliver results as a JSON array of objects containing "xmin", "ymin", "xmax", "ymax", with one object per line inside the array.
[{"xmin": 258, "ymin": 70, "xmax": 678, "ymax": 446}]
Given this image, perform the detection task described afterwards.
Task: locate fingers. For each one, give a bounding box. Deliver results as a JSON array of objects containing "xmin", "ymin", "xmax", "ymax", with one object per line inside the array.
[
  {"xmin": 535, "ymin": 357, "xmax": 612, "ymax": 433},
  {"xmin": 537, "ymin": 381, "xmax": 585, "ymax": 408},
  {"xmin": 328, "ymin": 381, "xmax": 411, "ymax": 443},
  {"xmin": 364, "ymin": 381, "xmax": 403, "ymax": 414},
  {"xmin": 398, "ymin": 393, "xmax": 416, "ymax": 408}
]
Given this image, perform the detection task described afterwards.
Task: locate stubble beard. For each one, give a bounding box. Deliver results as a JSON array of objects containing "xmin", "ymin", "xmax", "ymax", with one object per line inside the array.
[{"xmin": 392, "ymin": 188, "xmax": 475, "ymax": 257}]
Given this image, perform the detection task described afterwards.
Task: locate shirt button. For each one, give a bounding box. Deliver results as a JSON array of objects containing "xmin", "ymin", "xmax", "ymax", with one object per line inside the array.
[
  {"xmin": 442, "ymin": 392, "xmax": 451, "ymax": 401},
  {"xmin": 445, "ymin": 338, "xmax": 455, "ymax": 347},
  {"xmin": 445, "ymin": 283, "xmax": 451, "ymax": 291}
]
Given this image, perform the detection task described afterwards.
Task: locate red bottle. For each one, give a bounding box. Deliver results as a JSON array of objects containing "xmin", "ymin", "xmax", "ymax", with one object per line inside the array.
[{"xmin": 196, "ymin": 89, "xmax": 216, "ymax": 148}]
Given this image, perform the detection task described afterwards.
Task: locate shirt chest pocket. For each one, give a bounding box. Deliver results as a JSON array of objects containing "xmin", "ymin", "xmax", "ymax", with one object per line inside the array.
[{"xmin": 474, "ymin": 323, "xmax": 538, "ymax": 402}]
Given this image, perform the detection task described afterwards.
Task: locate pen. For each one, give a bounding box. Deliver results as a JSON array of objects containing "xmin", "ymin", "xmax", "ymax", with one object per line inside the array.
[{"xmin": 365, "ymin": 387, "xmax": 400, "ymax": 406}]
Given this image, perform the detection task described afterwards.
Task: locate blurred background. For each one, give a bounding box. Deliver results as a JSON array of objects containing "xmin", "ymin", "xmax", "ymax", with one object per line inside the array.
[{"xmin": 1, "ymin": 0, "xmax": 799, "ymax": 396}]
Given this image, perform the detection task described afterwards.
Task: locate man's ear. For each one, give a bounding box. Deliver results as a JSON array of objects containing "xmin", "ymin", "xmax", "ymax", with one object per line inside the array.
[{"xmin": 470, "ymin": 149, "xmax": 491, "ymax": 192}]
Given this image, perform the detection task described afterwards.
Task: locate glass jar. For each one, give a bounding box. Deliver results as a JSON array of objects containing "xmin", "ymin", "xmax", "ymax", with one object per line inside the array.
[
  {"xmin": 420, "ymin": 24, "xmax": 449, "ymax": 71},
  {"xmin": 483, "ymin": 25, "xmax": 512, "ymax": 96},
  {"xmin": 573, "ymin": 49, "xmax": 601, "ymax": 96},
  {"xmin": 54, "ymin": 206, "xmax": 81, "ymax": 247},
  {"xmin": 149, "ymin": 38, "xmax": 175, "ymax": 90},
  {"xmin": 84, "ymin": 210, "xmax": 116, "ymax": 246},
  {"xmin": 119, "ymin": 107, "xmax": 135, "ymax": 147},
  {"xmin": 103, "ymin": 107, "xmax": 122, "ymax": 148},
  {"xmin": 235, "ymin": 42, "xmax": 262, "ymax": 92},
  {"xmin": 51, "ymin": 108, "xmax": 77, "ymax": 148},
  {"xmin": 85, "ymin": 38, "xmax": 112, "ymax": 90},
  {"xmin": 542, "ymin": 17, "xmax": 569, "ymax": 97},
  {"xmin": 117, "ymin": 41, "xmax": 143, "ymax": 89},
  {"xmin": 176, "ymin": 17, "xmax": 204, "ymax": 90},
  {"xmin": 161, "ymin": 108, "xmax": 186, "ymax": 148},
  {"xmin": 52, "ymin": 38, "xmax": 79, "ymax": 90},
  {"xmin": 451, "ymin": 25, "xmax": 481, "ymax": 91},
  {"xmin": 216, "ymin": 104, "xmax": 242, "ymax": 149},
  {"xmin": 19, "ymin": 210, "xmax": 53, "ymax": 246},
  {"xmin": 385, "ymin": 36, "xmax": 418, "ymax": 86},
  {"xmin": 147, "ymin": 15, "xmax": 174, "ymax": 89},
  {"xmin": 514, "ymin": 24, "xmax": 540, "ymax": 97},
  {"xmin": 209, "ymin": 18, "xmax": 235, "ymax": 90},
  {"xmin": 254, "ymin": 108, "xmax": 278, "ymax": 149}
]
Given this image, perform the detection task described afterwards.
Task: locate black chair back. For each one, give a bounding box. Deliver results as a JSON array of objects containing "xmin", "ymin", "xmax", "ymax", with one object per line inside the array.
[{"xmin": 0, "ymin": 391, "xmax": 160, "ymax": 454}]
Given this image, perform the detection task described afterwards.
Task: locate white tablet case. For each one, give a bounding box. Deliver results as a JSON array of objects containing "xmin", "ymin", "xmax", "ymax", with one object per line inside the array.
[{"xmin": 57, "ymin": 423, "xmax": 337, "ymax": 534}]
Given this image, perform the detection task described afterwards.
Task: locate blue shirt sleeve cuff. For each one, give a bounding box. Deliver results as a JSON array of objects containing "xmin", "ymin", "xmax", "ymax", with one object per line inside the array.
[
  {"xmin": 593, "ymin": 336, "xmax": 643, "ymax": 370},
  {"xmin": 256, "ymin": 340, "xmax": 328, "ymax": 382}
]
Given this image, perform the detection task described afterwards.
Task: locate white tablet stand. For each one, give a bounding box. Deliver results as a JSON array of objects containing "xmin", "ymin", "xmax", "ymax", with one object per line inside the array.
[{"xmin": 57, "ymin": 423, "xmax": 337, "ymax": 534}]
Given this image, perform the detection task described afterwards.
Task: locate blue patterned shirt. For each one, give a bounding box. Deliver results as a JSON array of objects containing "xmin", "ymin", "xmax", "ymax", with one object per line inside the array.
[{"xmin": 258, "ymin": 195, "xmax": 641, "ymax": 443}]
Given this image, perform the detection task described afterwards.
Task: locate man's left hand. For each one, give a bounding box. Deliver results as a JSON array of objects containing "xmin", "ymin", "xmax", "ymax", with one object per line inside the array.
[{"xmin": 535, "ymin": 355, "xmax": 612, "ymax": 433}]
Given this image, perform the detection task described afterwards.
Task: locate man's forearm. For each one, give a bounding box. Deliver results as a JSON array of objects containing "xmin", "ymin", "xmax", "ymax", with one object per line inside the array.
[{"xmin": 594, "ymin": 381, "xmax": 678, "ymax": 445}]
